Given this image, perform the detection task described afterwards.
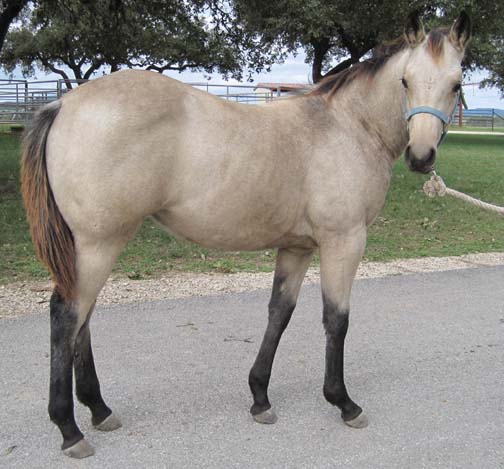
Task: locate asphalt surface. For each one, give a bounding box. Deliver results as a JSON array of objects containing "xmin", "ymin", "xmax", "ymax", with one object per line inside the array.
[{"xmin": 1, "ymin": 266, "xmax": 503, "ymax": 468}]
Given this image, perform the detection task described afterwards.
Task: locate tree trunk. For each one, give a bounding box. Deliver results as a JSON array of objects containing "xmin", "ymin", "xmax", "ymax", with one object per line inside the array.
[
  {"xmin": 311, "ymin": 37, "xmax": 331, "ymax": 84},
  {"xmin": 319, "ymin": 27, "xmax": 376, "ymax": 80},
  {"xmin": 0, "ymin": 0, "xmax": 28, "ymax": 53}
]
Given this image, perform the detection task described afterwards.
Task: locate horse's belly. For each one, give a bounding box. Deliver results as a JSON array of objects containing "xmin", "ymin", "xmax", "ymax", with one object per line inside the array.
[{"xmin": 152, "ymin": 205, "xmax": 313, "ymax": 251}]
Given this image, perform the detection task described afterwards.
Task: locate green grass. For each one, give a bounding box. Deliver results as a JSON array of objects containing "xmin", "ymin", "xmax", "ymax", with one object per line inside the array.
[
  {"xmin": 1, "ymin": 132, "xmax": 503, "ymax": 284},
  {"xmin": 366, "ymin": 133, "xmax": 504, "ymax": 261},
  {"xmin": 0, "ymin": 124, "xmax": 24, "ymax": 133},
  {"xmin": 448, "ymin": 126, "xmax": 503, "ymax": 132}
]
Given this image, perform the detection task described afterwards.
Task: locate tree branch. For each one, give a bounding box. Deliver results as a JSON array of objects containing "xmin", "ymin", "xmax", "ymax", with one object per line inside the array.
[
  {"xmin": 323, "ymin": 55, "xmax": 363, "ymax": 78},
  {"xmin": 38, "ymin": 56, "xmax": 73, "ymax": 90},
  {"xmin": 83, "ymin": 60, "xmax": 104, "ymax": 80},
  {"xmin": 145, "ymin": 62, "xmax": 199, "ymax": 73},
  {"xmin": 319, "ymin": 25, "xmax": 377, "ymax": 80}
]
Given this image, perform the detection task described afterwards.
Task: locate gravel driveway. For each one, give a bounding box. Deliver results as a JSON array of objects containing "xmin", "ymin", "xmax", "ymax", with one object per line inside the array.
[{"xmin": 1, "ymin": 252, "xmax": 503, "ymax": 319}]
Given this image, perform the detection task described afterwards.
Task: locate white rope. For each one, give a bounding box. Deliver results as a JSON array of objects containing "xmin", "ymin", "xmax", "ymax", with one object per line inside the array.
[{"xmin": 423, "ymin": 172, "xmax": 504, "ymax": 216}]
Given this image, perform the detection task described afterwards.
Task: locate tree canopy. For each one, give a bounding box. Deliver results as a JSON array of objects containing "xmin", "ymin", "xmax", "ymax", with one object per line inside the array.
[
  {"xmin": 229, "ymin": 0, "xmax": 504, "ymax": 91},
  {"xmin": 0, "ymin": 0, "xmax": 277, "ymax": 87},
  {"xmin": 228, "ymin": 0, "xmax": 437, "ymax": 82},
  {"xmin": 1, "ymin": 0, "xmax": 503, "ymax": 96}
]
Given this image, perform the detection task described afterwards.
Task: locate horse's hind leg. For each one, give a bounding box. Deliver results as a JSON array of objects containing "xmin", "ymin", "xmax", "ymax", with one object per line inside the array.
[
  {"xmin": 49, "ymin": 237, "xmax": 127, "ymax": 458},
  {"xmin": 319, "ymin": 229, "xmax": 369, "ymax": 429},
  {"xmin": 48, "ymin": 290, "xmax": 93, "ymax": 458},
  {"xmin": 249, "ymin": 247, "xmax": 313, "ymax": 424},
  {"xmin": 74, "ymin": 308, "xmax": 122, "ymax": 431}
]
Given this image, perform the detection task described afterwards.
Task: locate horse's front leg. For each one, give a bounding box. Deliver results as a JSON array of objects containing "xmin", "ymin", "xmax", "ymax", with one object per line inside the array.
[
  {"xmin": 249, "ymin": 247, "xmax": 313, "ymax": 424},
  {"xmin": 319, "ymin": 228, "xmax": 369, "ymax": 428}
]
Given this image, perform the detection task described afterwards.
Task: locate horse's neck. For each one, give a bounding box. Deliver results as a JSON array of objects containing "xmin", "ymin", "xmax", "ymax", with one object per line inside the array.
[{"xmin": 341, "ymin": 50, "xmax": 410, "ymax": 161}]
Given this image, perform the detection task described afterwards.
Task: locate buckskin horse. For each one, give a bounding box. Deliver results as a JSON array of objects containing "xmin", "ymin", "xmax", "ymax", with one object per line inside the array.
[{"xmin": 21, "ymin": 12, "xmax": 471, "ymax": 458}]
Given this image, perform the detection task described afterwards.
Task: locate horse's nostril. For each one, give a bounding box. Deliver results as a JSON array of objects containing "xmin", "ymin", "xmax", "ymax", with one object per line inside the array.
[
  {"xmin": 405, "ymin": 144, "xmax": 436, "ymax": 173},
  {"xmin": 425, "ymin": 147, "xmax": 436, "ymax": 166}
]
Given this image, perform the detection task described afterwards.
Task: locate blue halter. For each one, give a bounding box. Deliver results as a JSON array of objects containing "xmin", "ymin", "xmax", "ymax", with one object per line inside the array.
[{"xmin": 403, "ymin": 94, "xmax": 460, "ymax": 147}]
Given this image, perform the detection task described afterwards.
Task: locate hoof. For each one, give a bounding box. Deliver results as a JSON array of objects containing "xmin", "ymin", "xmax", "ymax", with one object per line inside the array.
[
  {"xmin": 94, "ymin": 413, "xmax": 122, "ymax": 432},
  {"xmin": 253, "ymin": 408, "xmax": 278, "ymax": 424},
  {"xmin": 62, "ymin": 438, "xmax": 95, "ymax": 459},
  {"xmin": 344, "ymin": 412, "xmax": 369, "ymax": 429}
]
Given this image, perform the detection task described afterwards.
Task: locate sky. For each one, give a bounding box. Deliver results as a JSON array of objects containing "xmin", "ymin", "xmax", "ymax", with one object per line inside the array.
[{"xmin": 2, "ymin": 50, "xmax": 504, "ymax": 109}]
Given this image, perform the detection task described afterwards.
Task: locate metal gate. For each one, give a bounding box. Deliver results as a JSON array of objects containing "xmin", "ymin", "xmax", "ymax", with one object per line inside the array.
[{"xmin": 0, "ymin": 79, "xmax": 276, "ymax": 125}]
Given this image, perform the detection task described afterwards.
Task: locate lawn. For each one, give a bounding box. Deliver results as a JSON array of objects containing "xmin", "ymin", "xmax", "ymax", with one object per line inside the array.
[
  {"xmin": 448, "ymin": 126, "xmax": 504, "ymax": 132},
  {"xmin": 0, "ymin": 132, "xmax": 503, "ymax": 284}
]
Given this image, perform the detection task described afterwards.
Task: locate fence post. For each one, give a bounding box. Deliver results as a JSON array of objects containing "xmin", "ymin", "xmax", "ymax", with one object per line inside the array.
[
  {"xmin": 458, "ymin": 98, "xmax": 463, "ymax": 127},
  {"xmin": 15, "ymin": 83, "xmax": 19, "ymax": 117},
  {"xmin": 492, "ymin": 109, "xmax": 495, "ymax": 131},
  {"xmin": 24, "ymin": 81, "xmax": 29, "ymax": 119}
]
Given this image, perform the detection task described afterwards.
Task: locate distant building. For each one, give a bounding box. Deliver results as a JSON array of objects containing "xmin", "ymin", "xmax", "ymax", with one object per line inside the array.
[{"xmin": 255, "ymin": 83, "xmax": 311, "ymax": 97}]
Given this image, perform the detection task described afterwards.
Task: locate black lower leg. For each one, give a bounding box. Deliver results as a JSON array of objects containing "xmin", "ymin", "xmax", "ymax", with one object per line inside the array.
[
  {"xmin": 74, "ymin": 321, "xmax": 112, "ymax": 426},
  {"xmin": 48, "ymin": 291, "xmax": 84, "ymax": 450},
  {"xmin": 322, "ymin": 297, "xmax": 362, "ymax": 421},
  {"xmin": 249, "ymin": 275, "xmax": 296, "ymax": 415}
]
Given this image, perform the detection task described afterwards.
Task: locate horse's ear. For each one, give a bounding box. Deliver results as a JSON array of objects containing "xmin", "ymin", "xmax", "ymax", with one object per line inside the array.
[
  {"xmin": 449, "ymin": 11, "xmax": 472, "ymax": 51},
  {"xmin": 404, "ymin": 11, "xmax": 426, "ymax": 47}
]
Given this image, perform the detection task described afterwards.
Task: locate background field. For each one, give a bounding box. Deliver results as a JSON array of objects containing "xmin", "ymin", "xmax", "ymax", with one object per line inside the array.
[{"xmin": 1, "ymin": 132, "xmax": 503, "ymax": 284}]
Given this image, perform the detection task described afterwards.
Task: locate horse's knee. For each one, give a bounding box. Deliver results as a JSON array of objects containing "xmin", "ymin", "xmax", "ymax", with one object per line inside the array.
[
  {"xmin": 268, "ymin": 279, "xmax": 296, "ymax": 332},
  {"xmin": 267, "ymin": 301, "xmax": 296, "ymax": 332},
  {"xmin": 322, "ymin": 298, "xmax": 349, "ymax": 338}
]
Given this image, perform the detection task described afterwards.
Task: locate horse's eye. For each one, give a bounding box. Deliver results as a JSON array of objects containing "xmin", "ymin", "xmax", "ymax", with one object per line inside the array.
[
  {"xmin": 453, "ymin": 83, "xmax": 462, "ymax": 93},
  {"xmin": 401, "ymin": 78, "xmax": 408, "ymax": 89}
]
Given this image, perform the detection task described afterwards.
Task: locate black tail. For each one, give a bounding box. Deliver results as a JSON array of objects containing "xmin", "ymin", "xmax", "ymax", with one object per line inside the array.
[{"xmin": 21, "ymin": 101, "xmax": 76, "ymax": 302}]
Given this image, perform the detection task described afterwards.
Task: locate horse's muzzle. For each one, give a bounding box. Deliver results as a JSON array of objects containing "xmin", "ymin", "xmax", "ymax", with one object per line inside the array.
[{"xmin": 405, "ymin": 144, "xmax": 436, "ymax": 174}]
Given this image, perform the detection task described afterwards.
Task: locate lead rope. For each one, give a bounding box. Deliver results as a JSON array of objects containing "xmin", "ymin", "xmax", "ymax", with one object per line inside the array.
[{"xmin": 423, "ymin": 171, "xmax": 504, "ymax": 216}]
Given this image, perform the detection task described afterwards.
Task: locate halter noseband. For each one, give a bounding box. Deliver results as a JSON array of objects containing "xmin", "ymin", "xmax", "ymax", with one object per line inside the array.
[{"xmin": 403, "ymin": 93, "xmax": 459, "ymax": 147}]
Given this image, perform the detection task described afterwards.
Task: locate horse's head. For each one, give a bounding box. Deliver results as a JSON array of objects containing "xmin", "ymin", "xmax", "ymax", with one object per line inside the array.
[{"xmin": 402, "ymin": 11, "xmax": 471, "ymax": 173}]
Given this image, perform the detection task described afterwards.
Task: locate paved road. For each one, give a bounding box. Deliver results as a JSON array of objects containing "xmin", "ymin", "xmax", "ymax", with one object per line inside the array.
[{"xmin": 1, "ymin": 267, "xmax": 503, "ymax": 468}]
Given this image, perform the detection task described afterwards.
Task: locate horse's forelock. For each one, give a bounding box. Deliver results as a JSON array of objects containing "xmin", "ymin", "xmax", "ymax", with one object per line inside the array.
[{"xmin": 426, "ymin": 28, "xmax": 450, "ymax": 61}]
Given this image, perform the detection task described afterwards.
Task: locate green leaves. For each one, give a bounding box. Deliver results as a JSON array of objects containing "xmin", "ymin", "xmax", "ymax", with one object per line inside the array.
[{"xmin": 0, "ymin": 0, "xmax": 277, "ymax": 83}]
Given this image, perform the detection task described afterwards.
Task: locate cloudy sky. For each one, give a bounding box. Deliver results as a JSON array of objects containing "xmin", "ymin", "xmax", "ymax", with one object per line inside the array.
[{"xmin": 2, "ymin": 50, "xmax": 503, "ymax": 109}]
